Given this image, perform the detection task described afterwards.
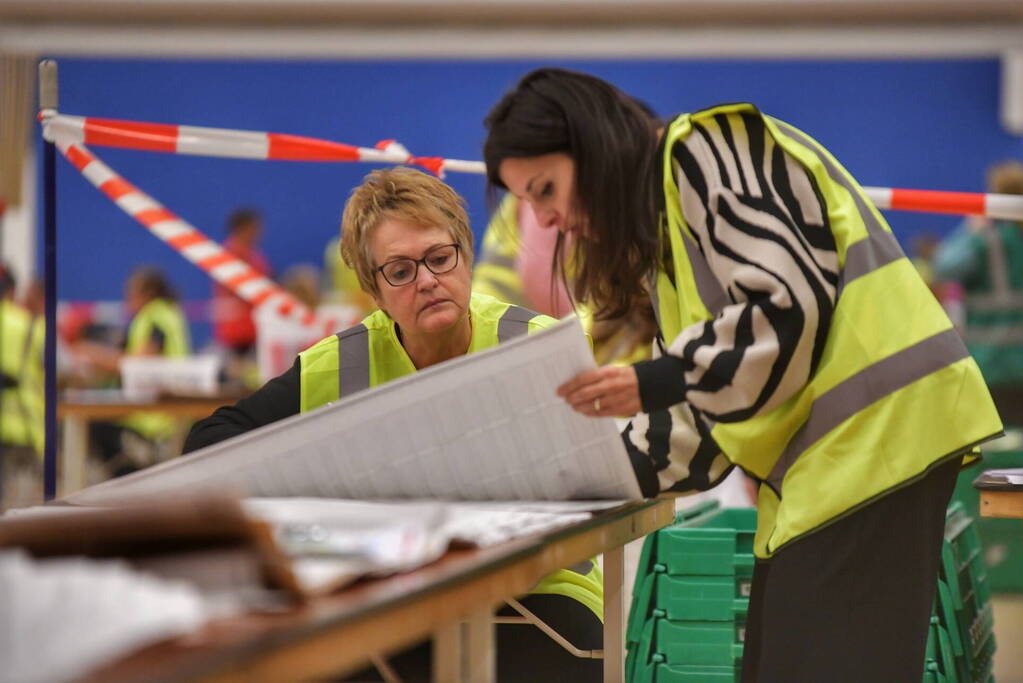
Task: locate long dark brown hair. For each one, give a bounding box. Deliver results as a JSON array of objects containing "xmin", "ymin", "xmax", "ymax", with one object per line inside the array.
[{"xmin": 483, "ymin": 68, "xmax": 661, "ymax": 320}]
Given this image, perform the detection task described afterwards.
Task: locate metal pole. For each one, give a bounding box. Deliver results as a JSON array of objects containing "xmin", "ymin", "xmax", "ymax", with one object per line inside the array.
[{"xmin": 39, "ymin": 59, "xmax": 58, "ymax": 500}]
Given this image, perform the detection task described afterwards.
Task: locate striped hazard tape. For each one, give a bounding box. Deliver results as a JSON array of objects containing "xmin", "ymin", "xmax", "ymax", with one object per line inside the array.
[
  {"xmin": 42, "ymin": 113, "xmax": 486, "ymax": 177},
  {"xmin": 53, "ymin": 134, "xmax": 339, "ymax": 333},
  {"xmin": 42, "ymin": 112, "xmax": 1023, "ymax": 221},
  {"xmin": 862, "ymin": 186, "xmax": 1023, "ymax": 222}
]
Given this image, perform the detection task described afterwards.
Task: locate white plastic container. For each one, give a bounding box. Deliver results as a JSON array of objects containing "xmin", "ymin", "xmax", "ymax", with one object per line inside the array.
[{"xmin": 119, "ymin": 355, "xmax": 222, "ymax": 399}]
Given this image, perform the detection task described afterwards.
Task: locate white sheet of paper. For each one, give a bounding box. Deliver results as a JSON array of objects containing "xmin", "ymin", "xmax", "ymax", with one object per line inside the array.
[
  {"xmin": 67, "ymin": 317, "xmax": 642, "ymax": 506},
  {"xmin": 0, "ymin": 550, "xmax": 208, "ymax": 683}
]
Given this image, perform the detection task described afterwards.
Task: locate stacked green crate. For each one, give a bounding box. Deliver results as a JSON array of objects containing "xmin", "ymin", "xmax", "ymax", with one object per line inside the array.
[
  {"xmin": 924, "ymin": 615, "xmax": 959, "ymax": 683},
  {"xmin": 935, "ymin": 503, "xmax": 996, "ymax": 683},
  {"xmin": 626, "ymin": 501, "xmax": 755, "ymax": 683},
  {"xmin": 950, "ymin": 430, "xmax": 1023, "ymax": 593},
  {"xmin": 627, "ymin": 501, "xmax": 996, "ymax": 683}
]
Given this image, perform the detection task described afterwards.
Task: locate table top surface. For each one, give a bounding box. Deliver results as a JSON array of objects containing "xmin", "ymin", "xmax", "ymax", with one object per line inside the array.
[
  {"xmin": 81, "ymin": 497, "xmax": 674, "ymax": 683},
  {"xmin": 58, "ymin": 390, "xmax": 244, "ymax": 418}
]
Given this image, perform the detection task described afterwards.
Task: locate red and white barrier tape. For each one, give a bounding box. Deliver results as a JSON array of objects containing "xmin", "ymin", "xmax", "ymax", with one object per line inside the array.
[
  {"xmin": 52, "ymin": 134, "xmax": 338, "ymax": 333},
  {"xmin": 45, "ymin": 110, "xmax": 1023, "ymax": 336},
  {"xmin": 42, "ymin": 113, "xmax": 486, "ymax": 178},
  {"xmin": 861, "ymin": 187, "xmax": 1023, "ymax": 222},
  {"xmin": 42, "ymin": 111, "xmax": 1023, "ymax": 221}
]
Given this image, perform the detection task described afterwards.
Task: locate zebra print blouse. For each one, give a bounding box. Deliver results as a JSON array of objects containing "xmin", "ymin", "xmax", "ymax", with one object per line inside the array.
[{"xmin": 627, "ymin": 110, "xmax": 840, "ymax": 495}]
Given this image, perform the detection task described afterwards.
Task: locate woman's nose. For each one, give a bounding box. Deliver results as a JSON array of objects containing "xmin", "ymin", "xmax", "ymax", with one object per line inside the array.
[
  {"xmin": 537, "ymin": 209, "xmax": 562, "ymax": 231},
  {"xmin": 416, "ymin": 264, "xmax": 439, "ymax": 289}
]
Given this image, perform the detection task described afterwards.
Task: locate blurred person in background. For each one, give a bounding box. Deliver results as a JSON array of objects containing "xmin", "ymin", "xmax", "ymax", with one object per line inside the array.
[
  {"xmin": 934, "ymin": 160, "xmax": 1023, "ymax": 426},
  {"xmin": 280, "ymin": 263, "xmax": 322, "ymax": 311},
  {"xmin": 187, "ymin": 167, "xmax": 607, "ymax": 682},
  {"xmin": 910, "ymin": 231, "xmax": 941, "ymax": 294},
  {"xmin": 475, "ymin": 194, "xmax": 658, "ymax": 367},
  {"xmin": 322, "ymin": 233, "xmax": 376, "ymax": 316},
  {"xmin": 73, "ymin": 266, "xmax": 192, "ymax": 476},
  {"xmin": 213, "ymin": 208, "xmax": 271, "ymax": 356},
  {"xmin": 0, "ymin": 263, "xmax": 44, "ymax": 509}
]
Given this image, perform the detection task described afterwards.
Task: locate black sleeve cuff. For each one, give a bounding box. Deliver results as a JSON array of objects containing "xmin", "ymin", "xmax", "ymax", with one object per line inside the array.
[
  {"xmin": 622, "ymin": 423, "xmax": 660, "ymax": 498},
  {"xmin": 634, "ymin": 355, "xmax": 687, "ymax": 413}
]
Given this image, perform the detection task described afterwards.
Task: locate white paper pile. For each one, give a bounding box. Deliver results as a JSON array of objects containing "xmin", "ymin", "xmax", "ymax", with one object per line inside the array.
[
  {"xmin": 0, "ymin": 550, "xmax": 208, "ymax": 683},
  {"xmin": 243, "ymin": 498, "xmax": 452, "ymax": 593}
]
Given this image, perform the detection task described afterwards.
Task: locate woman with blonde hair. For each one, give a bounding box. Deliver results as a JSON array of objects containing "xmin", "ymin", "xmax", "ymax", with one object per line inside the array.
[{"xmin": 187, "ymin": 167, "xmax": 606, "ymax": 681}]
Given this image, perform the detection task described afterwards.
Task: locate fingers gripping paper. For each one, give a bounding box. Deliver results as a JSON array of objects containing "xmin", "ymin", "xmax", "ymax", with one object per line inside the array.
[{"xmin": 68, "ymin": 317, "xmax": 642, "ymax": 506}]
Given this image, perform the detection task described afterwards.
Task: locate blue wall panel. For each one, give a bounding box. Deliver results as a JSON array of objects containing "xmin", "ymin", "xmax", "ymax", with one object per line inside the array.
[{"xmin": 43, "ymin": 57, "xmax": 1023, "ymax": 345}]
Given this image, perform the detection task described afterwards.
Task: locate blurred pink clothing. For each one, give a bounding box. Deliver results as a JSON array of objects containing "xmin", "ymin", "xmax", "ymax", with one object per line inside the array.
[
  {"xmin": 515, "ymin": 201, "xmax": 574, "ymax": 318},
  {"xmin": 213, "ymin": 235, "xmax": 271, "ymax": 351}
]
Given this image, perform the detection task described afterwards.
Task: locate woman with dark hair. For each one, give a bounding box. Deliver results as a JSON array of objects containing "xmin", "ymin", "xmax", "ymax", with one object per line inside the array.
[{"xmin": 484, "ymin": 67, "xmax": 1003, "ymax": 682}]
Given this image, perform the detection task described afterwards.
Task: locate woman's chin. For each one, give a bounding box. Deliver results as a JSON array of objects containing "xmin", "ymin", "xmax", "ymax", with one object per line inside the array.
[{"xmin": 418, "ymin": 307, "xmax": 460, "ymax": 333}]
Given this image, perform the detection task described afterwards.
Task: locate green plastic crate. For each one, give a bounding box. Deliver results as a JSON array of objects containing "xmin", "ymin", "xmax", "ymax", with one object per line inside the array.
[
  {"xmin": 923, "ymin": 663, "xmax": 949, "ymax": 683},
  {"xmin": 626, "ymin": 501, "xmax": 996, "ymax": 683},
  {"xmin": 651, "ymin": 661, "xmax": 741, "ymax": 682},
  {"xmin": 652, "ymin": 617, "xmax": 744, "ymax": 666},
  {"xmin": 963, "ymin": 627, "xmax": 995, "ymax": 683},
  {"xmin": 940, "ymin": 505, "xmax": 996, "ymax": 660},
  {"xmin": 950, "ymin": 433, "xmax": 1023, "ymax": 593},
  {"xmin": 934, "ymin": 578, "xmax": 971, "ymax": 683},
  {"xmin": 926, "ymin": 616, "xmax": 961, "ymax": 683},
  {"xmin": 653, "ymin": 573, "xmax": 750, "ymax": 621},
  {"xmin": 655, "ymin": 508, "xmax": 757, "ymax": 578}
]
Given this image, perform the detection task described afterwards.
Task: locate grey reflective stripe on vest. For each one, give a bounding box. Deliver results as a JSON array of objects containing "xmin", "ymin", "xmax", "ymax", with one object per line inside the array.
[
  {"xmin": 675, "ymin": 204, "xmax": 731, "ymax": 317},
  {"xmin": 766, "ymin": 327, "xmax": 969, "ymax": 490},
  {"xmin": 479, "ymin": 244, "xmax": 518, "ymax": 271},
  {"xmin": 964, "ymin": 227, "xmax": 1023, "ymax": 312},
  {"xmin": 841, "ymin": 230, "xmax": 904, "ymax": 289},
  {"xmin": 335, "ymin": 324, "xmax": 370, "ymax": 397},
  {"xmin": 566, "ymin": 559, "xmax": 596, "ymax": 576},
  {"xmin": 480, "ymin": 279, "xmax": 528, "ymax": 309},
  {"xmin": 965, "ymin": 325, "xmax": 1023, "ymax": 346},
  {"xmin": 497, "ymin": 305, "xmax": 536, "ymax": 342},
  {"xmin": 762, "ymin": 121, "xmax": 968, "ymax": 490},
  {"xmin": 965, "ymin": 291, "xmax": 1023, "ymax": 313},
  {"xmin": 772, "ymin": 120, "xmax": 893, "ymax": 242}
]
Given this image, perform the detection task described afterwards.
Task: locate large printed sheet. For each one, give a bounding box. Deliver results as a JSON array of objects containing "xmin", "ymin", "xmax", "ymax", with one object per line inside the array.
[{"xmin": 67, "ymin": 317, "xmax": 642, "ymax": 506}]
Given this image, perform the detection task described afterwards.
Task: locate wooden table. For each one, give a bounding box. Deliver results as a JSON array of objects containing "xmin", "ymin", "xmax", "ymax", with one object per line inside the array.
[
  {"xmin": 82, "ymin": 497, "xmax": 675, "ymax": 683},
  {"xmin": 57, "ymin": 392, "xmax": 234, "ymax": 496},
  {"xmin": 979, "ymin": 489, "xmax": 1023, "ymax": 518}
]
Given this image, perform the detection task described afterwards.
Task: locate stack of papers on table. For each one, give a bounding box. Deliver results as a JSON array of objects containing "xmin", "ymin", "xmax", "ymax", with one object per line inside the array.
[{"xmin": 0, "ymin": 549, "xmax": 207, "ymax": 683}]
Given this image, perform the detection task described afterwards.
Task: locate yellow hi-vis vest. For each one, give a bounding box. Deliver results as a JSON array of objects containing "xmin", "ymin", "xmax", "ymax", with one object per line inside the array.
[
  {"xmin": 656, "ymin": 104, "xmax": 1003, "ymax": 558},
  {"xmin": 0, "ymin": 299, "xmax": 44, "ymax": 455},
  {"xmin": 120, "ymin": 298, "xmax": 192, "ymax": 440},
  {"xmin": 298, "ymin": 291, "xmax": 605, "ymax": 620}
]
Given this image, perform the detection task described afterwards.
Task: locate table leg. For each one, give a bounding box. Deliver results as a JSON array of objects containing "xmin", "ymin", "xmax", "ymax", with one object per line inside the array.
[
  {"xmin": 60, "ymin": 416, "xmax": 88, "ymax": 496},
  {"xmin": 433, "ymin": 620, "xmax": 461, "ymax": 682},
  {"xmin": 603, "ymin": 544, "xmax": 625, "ymax": 683},
  {"xmin": 464, "ymin": 608, "xmax": 495, "ymax": 683}
]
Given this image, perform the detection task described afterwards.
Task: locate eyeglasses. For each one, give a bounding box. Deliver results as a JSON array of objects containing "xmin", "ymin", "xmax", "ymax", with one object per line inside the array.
[{"xmin": 374, "ymin": 243, "xmax": 461, "ymax": 287}]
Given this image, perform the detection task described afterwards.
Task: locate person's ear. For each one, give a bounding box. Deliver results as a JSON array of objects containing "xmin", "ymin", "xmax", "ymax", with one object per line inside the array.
[{"xmin": 371, "ymin": 291, "xmax": 387, "ymax": 315}]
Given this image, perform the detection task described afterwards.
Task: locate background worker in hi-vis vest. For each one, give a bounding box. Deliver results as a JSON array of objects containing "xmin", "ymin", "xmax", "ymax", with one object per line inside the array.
[
  {"xmin": 186, "ymin": 167, "xmax": 613, "ymax": 682},
  {"xmin": 484, "ymin": 67, "xmax": 1003, "ymax": 682}
]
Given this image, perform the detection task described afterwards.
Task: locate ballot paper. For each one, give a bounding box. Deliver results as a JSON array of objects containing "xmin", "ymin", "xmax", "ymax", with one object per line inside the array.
[
  {"xmin": 0, "ymin": 550, "xmax": 208, "ymax": 683},
  {"xmin": 67, "ymin": 317, "xmax": 641, "ymax": 506},
  {"xmin": 242, "ymin": 498, "xmax": 452, "ymax": 593}
]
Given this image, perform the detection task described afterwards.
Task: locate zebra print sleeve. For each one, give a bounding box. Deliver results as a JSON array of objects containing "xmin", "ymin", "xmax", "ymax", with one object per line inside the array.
[
  {"xmin": 641, "ymin": 110, "xmax": 839, "ymax": 424},
  {"xmin": 625, "ymin": 342, "xmax": 736, "ymax": 493}
]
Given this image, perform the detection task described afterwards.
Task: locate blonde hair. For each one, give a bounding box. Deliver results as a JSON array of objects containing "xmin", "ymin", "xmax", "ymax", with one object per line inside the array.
[
  {"xmin": 988, "ymin": 160, "xmax": 1023, "ymax": 196},
  {"xmin": 340, "ymin": 167, "xmax": 473, "ymax": 297}
]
